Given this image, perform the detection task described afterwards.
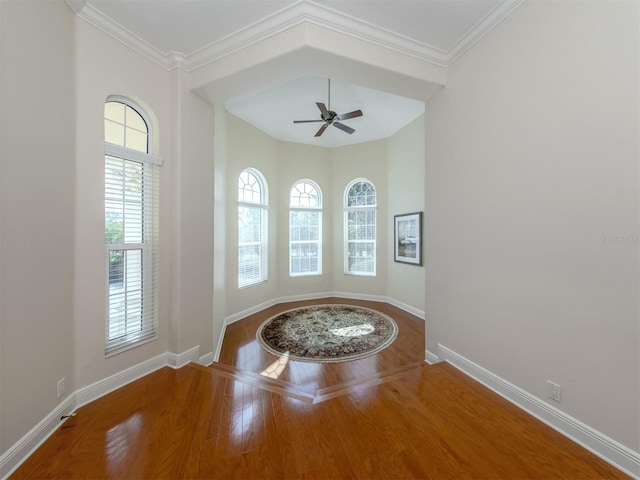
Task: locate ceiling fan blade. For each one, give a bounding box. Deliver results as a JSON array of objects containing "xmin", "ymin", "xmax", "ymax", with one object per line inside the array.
[
  {"xmin": 333, "ymin": 121, "xmax": 355, "ymax": 134},
  {"xmin": 293, "ymin": 119, "xmax": 324, "ymax": 123},
  {"xmin": 336, "ymin": 109, "xmax": 363, "ymax": 121},
  {"xmin": 314, "ymin": 123, "xmax": 329, "ymax": 137},
  {"xmin": 316, "ymin": 102, "xmax": 329, "ymax": 116}
]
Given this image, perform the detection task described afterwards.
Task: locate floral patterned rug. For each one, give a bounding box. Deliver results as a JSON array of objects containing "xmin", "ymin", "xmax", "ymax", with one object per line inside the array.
[{"xmin": 256, "ymin": 304, "xmax": 398, "ymax": 363}]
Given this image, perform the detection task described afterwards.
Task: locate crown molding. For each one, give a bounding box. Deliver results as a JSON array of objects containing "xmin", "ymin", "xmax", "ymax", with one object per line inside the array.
[
  {"xmin": 186, "ymin": 0, "xmax": 449, "ymax": 72},
  {"xmin": 447, "ymin": 0, "xmax": 525, "ymax": 64},
  {"xmin": 64, "ymin": 0, "xmax": 520, "ymax": 74},
  {"xmin": 65, "ymin": 0, "xmax": 175, "ymax": 70}
]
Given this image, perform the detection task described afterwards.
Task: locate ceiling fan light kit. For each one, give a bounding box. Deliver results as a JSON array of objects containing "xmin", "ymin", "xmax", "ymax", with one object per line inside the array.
[{"xmin": 293, "ymin": 79, "xmax": 363, "ymax": 137}]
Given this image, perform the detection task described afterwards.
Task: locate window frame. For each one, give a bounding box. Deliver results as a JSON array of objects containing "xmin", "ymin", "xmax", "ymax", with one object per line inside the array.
[
  {"xmin": 344, "ymin": 178, "xmax": 377, "ymax": 276},
  {"xmin": 237, "ymin": 168, "xmax": 268, "ymax": 288},
  {"xmin": 289, "ymin": 179, "xmax": 322, "ymax": 277},
  {"xmin": 104, "ymin": 96, "xmax": 161, "ymax": 356}
]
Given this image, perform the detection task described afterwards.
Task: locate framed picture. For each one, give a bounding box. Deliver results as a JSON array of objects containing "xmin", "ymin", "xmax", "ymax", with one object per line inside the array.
[{"xmin": 394, "ymin": 212, "xmax": 423, "ymax": 266}]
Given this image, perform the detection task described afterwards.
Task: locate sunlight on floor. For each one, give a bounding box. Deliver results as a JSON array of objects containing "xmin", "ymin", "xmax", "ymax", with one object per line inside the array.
[{"xmin": 260, "ymin": 352, "xmax": 290, "ymax": 379}]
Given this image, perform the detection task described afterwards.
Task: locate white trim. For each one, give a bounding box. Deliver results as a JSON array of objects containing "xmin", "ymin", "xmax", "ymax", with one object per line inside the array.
[
  {"xmin": 425, "ymin": 350, "xmax": 440, "ymax": 365},
  {"xmin": 67, "ymin": 1, "xmax": 176, "ymax": 70},
  {"xmin": 0, "ymin": 395, "xmax": 75, "ymax": 480},
  {"xmin": 105, "ymin": 142, "xmax": 162, "ymax": 166},
  {"xmin": 437, "ymin": 344, "xmax": 640, "ymax": 479},
  {"xmin": 213, "ymin": 322, "xmax": 228, "ymax": 362},
  {"xmin": 75, "ymin": 353, "xmax": 168, "ymax": 408},
  {"xmin": 198, "ymin": 352, "xmax": 214, "ymax": 366},
  {"xmin": 66, "ymin": 0, "xmax": 519, "ymax": 72},
  {"xmin": 385, "ymin": 296, "xmax": 425, "ymax": 319},
  {"xmin": 167, "ymin": 345, "xmax": 200, "ymax": 369},
  {"xmin": 446, "ymin": 0, "xmax": 525, "ymax": 65},
  {"xmin": 221, "ymin": 291, "xmax": 425, "ymax": 329}
]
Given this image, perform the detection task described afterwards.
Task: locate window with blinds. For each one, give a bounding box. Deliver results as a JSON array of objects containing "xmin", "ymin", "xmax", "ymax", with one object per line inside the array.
[
  {"xmin": 289, "ymin": 180, "xmax": 322, "ymax": 276},
  {"xmin": 104, "ymin": 98, "xmax": 160, "ymax": 355},
  {"xmin": 238, "ymin": 169, "xmax": 267, "ymax": 288},
  {"xmin": 345, "ymin": 179, "xmax": 377, "ymax": 275}
]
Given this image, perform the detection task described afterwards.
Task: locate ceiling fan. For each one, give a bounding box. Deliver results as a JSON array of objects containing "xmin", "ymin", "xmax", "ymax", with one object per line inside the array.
[{"xmin": 293, "ymin": 79, "xmax": 363, "ymax": 137}]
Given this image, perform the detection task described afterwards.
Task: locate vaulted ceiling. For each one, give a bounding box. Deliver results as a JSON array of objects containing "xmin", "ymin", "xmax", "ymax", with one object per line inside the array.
[{"xmin": 66, "ymin": 0, "xmax": 523, "ymax": 146}]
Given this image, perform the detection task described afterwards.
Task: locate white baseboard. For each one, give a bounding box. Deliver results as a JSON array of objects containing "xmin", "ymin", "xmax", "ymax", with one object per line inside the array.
[
  {"xmin": 198, "ymin": 352, "xmax": 214, "ymax": 366},
  {"xmin": 0, "ymin": 347, "xmax": 205, "ymax": 480},
  {"xmin": 0, "ymin": 395, "xmax": 75, "ymax": 480},
  {"xmin": 425, "ymin": 349, "xmax": 439, "ymax": 365},
  {"xmin": 223, "ymin": 291, "xmax": 425, "ymax": 327},
  {"xmin": 75, "ymin": 352, "xmax": 168, "ymax": 409},
  {"xmin": 437, "ymin": 344, "xmax": 640, "ymax": 479},
  {"xmin": 167, "ymin": 346, "xmax": 200, "ymax": 369}
]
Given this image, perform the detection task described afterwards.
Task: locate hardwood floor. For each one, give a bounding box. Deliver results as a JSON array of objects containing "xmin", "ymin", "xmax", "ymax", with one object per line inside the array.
[{"xmin": 12, "ymin": 298, "xmax": 629, "ymax": 479}]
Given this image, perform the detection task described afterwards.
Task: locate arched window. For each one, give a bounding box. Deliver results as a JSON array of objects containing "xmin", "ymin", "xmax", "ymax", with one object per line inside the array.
[
  {"xmin": 344, "ymin": 179, "xmax": 376, "ymax": 275},
  {"xmin": 289, "ymin": 180, "xmax": 322, "ymax": 276},
  {"xmin": 104, "ymin": 97, "xmax": 161, "ymax": 355},
  {"xmin": 238, "ymin": 169, "xmax": 268, "ymax": 287}
]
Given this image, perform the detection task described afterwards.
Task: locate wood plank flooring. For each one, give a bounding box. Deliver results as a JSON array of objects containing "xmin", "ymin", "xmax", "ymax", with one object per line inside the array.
[{"xmin": 11, "ymin": 298, "xmax": 630, "ymax": 479}]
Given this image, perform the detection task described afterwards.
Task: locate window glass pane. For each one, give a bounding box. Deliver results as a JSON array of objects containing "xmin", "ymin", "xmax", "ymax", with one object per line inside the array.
[
  {"xmin": 290, "ymin": 181, "xmax": 320, "ymax": 208},
  {"xmin": 107, "ymin": 249, "xmax": 143, "ymax": 340},
  {"xmin": 347, "ymin": 242, "xmax": 375, "ymax": 273},
  {"xmin": 125, "ymin": 127, "xmax": 148, "ymax": 153},
  {"xmin": 105, "ymin": 120, "xmax": 125, "ymax": 146},
  {"xmin": 125, "ymin": 105, "xmax": 147, "ymax": 133},
  {"xmin": 291, "ymin": 243, "xmax": 319, "ymax": 274},
  {"xmin": 105, "ymin": 156, "xmax": 144, "ymax": 244},
  {"xmin": 238, "ymin": 171, "xmax": 262, "ymax": 203},
  {"xmin": 347, "ymin": 181, "xmax": 376, "ymax": 207},
  {"xmin": 105, "ymin": 102, "xmax": 125, "ymax": 124}
]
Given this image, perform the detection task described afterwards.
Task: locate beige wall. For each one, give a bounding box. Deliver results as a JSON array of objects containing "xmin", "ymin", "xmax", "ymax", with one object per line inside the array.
[
  {"xmin": 169, "ymin": 69, "xmax": 215, "ymax": 355},
  {"xmin": 331, "ymin": 141, "xmax": 389, "ymax": 296},
  {"xmin": 222, "ymin": 114, "xmax": 420, "ymax": 315},
  {"xmin": 73, "ymin": 17, "xmax": 172, "ymax": 387},
  {"xmin": 224, "ymin": 114, "xmax": 280, "ymax": 315},
  {"xmin": 425, "ymin": 0, "xmax": 639, "ymax": 450},
  {"xmin": 276, "ymin": 141, "xmax": 334, "ymax": 296},
  {"xmin": 387, "ymin": 115, "xmax": 426, "ymax": 312},
  {"xmin": 0, "ymin": 0, "xmax": 76, "ymax": 452}
]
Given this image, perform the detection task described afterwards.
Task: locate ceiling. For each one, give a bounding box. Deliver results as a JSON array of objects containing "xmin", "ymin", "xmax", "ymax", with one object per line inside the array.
[{"xmin": 68, "ymin": 0, "xmax": 521, "ymax": 147}]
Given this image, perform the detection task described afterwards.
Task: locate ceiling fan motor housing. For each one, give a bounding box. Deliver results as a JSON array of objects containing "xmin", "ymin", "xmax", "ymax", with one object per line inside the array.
[{"xmin": 322, "ymin": 110, "xmax": 338, "ymax": 123}]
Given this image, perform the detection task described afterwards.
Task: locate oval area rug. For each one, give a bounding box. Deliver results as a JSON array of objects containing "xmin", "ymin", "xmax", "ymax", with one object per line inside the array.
[{"xmin": 256, "ymin": 304, "xmax": 398, "ymax": 363}]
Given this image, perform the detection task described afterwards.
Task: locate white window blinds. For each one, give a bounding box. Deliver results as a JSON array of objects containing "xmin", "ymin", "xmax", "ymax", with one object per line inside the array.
[
  {"xmin": 238, "ymin": 169, "xmax": 267, "ymax": 288},
  {"xmin": 289, "ymin": 180, "xmax": 322, "ymax": 276},
  {"xmin": 345, "ymin": 179, "xmax": 376, "ymax": 275},
  {"xmin": 104, "ymin": 99, "xmax": 160, "ymax": 355}
]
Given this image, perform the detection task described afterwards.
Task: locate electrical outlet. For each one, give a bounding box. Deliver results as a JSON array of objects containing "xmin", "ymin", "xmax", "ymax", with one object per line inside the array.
[
  {"xmin": 547, "ymin": 381, "xmax": 561, "ymax": 402},
  {"xmin": 57, "ymin": 378, "xmax": 66, "ymax": 399}
]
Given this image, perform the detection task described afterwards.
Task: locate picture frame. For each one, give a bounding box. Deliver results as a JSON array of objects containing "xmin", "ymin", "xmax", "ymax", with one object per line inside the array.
[{"xmin": 394, "ymin": 212, "xmax": 423, "ymax": 266}]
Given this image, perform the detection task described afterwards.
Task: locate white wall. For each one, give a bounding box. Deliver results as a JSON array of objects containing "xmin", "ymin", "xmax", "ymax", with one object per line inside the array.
[
  {"xmin": 387, "ymin": 115, "xmax": 426, "ymax": 312},
  {"xmin": 425, "ymin": 0, "xmax": 639, "ymax": 451},
  {"xmin": 0, "ymin": 0, "xmax": 76, "ymax": 452}
]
